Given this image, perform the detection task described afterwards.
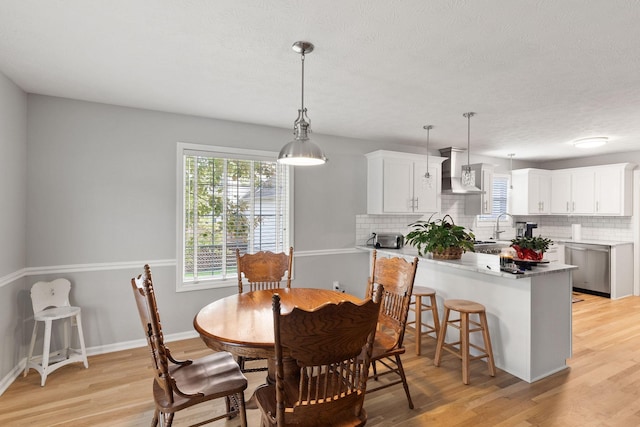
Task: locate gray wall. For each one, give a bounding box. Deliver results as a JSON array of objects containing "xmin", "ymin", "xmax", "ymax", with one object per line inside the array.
[
  {"xmin": 0, "ymin": 94, "xmax": 418, "ymax": 388},
  {"xmin": 0, "ymin": 71, "xmax": 28, "ymax": 385}
]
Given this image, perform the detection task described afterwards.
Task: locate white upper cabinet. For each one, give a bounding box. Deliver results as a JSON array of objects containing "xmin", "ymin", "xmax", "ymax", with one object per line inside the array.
[
  {"xmin": 594, "ymin": 164, "xmax": 634, "ymax": 216},
  {"xmin": 551, "ymin": 169, "xmax": 595, "ymax": 214},
  {"xmin": 548, "ymin": 163, "xmax": 633, "ymax": 216},
  {"xmin": 510, "ymin": 169, "xmax": 551, "ymax": 215},
  {"xmin": 465, "ymin": 163, "xmax": 494, "ymax": 215},
  {"xmin": 366, "ymin": 150, "xmax": 445, "ymax": 214}
]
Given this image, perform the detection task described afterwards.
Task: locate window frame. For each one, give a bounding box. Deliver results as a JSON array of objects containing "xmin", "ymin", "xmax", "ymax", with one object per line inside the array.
[
  {"xmin": 477, "ymin": 173, "xmax": 511, "ymax": 222},
  {"xmin": 175, "ymin": 142, "xmax": 294, "ymax": 292}
]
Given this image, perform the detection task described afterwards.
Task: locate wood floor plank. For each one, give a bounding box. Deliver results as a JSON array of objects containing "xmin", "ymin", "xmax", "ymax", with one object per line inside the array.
[{"xmin": 1, "ymin": 292, "xmax": 639, "ymax": 426}]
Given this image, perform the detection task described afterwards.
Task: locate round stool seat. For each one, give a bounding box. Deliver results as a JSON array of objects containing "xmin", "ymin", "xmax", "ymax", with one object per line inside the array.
[
  {"xmin": 412, "ymin": 286, "xmax": 436, "ymax": 296},
  {"xmin": 444, "ymin": 299, "xmax": 485, "ymax": 314}
]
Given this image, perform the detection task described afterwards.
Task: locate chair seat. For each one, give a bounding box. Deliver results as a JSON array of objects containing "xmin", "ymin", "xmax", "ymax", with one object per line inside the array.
[
  {"xmin": 370, "ymin": 333, "xmax": 405, "ymax": 359},
  {"xmin": 153, "ymin": 351, "xmax": 248, "ymax": 412},
  {"xmin": 34, "ymin": 306, "xmax": 81, "ymax": 321},
  {"xmin": 255, "ymin": 383, "xmax": 367, "ymax": 427}
]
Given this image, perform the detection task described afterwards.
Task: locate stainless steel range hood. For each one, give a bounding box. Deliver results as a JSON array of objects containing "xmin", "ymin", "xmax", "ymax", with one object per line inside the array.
[{"xmin": 438, "ymin": 147, "xmax": 484, "ymax": 194}]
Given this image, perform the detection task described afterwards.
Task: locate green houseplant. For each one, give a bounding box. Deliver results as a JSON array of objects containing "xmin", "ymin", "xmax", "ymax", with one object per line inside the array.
[
  {"xmin": 510, "ymin": 236, "xmax": 553, "ymax": 260},
  {"xmin": 405, "ymin": 214, "xmax": 475, "ymax": 259}
]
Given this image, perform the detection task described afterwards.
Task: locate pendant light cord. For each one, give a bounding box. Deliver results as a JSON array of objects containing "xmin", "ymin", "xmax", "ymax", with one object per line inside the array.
[
  {"xmin": 423, "ymin": 125, "xmax": 433, "ymax": 177},
  {"xmin": 463, "ymin": 112, "xmax": 475, "ymax": 170},
  {"xmin": 300, "ymin": 51, "xmax": 305, "ymax": 113}
]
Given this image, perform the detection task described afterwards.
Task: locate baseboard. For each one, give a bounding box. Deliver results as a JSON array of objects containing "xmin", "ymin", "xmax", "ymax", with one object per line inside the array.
[{"xmin": 0, "ymin": 329, "xmax": 199, "ymax": 396}]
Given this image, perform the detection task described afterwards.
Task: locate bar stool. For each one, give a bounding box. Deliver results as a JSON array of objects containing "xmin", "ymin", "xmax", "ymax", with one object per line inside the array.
[
  {"xmin": 433, "ymin": 299, "xmax": 496, "ymax": 384},
  {"xmin": 405, "ymin": 286, "xmax": 440, "ymax": 356}
]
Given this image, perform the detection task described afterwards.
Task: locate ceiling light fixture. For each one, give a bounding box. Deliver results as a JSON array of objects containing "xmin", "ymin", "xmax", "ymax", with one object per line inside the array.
[
  {"xmin": 573, "ymin": 137, "xmax": 608, "ymax": 149},
  {"xmin": 277, "ymin": 41, "xmax": 327, "ymax": 166},
  {"xmin": 422, "ymin": 125, "xmax": 434, "ymax": 188},
  {"xmin": 461, "ymin": 112, "xmax": 476, "ymax": 187},
  {"xmin": 508, "ymin": 153, "xmax": 515, "ymax": 189}
]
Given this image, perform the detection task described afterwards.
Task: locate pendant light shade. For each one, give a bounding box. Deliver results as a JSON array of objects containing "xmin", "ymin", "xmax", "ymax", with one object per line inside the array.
[{"xmin": 277, "ymin": 41, "xmax": 327, "ymax": 166}]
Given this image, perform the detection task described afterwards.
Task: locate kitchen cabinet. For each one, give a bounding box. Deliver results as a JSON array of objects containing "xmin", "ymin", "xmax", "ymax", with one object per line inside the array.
[
  {"xmin": 366, "ymin": 150, "xmax": 446, "ymax": 214},
  {"xmin": 594, "ymin": 164, "xmax": 634, "ymax": 216},
  {"xmin": 510, "ymin": 169, "xmax": 551, "ymax": 215},
  {"xmin": 464, "ymin": 163, "xmax": 494, "ymax": 215},
  {"xmin": 550, "ymin": 169, "xmax": 595, "ymax": 214},
  {"xmin": 550, "ymin": 164, "xmax": 634, "ymax": 216},
  {"xmin": 544, "ymin": 244, "xmax": 565, "ymax": 263}
]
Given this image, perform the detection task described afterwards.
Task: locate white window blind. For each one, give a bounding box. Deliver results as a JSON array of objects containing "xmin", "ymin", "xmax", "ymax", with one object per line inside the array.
[
  {"xmin": 479, "ymin": 174, "xmax": 510, "ymax": 221},
  {"xmin": 177, "ymin": 144, "xmax": 292, "ymax": 290}
]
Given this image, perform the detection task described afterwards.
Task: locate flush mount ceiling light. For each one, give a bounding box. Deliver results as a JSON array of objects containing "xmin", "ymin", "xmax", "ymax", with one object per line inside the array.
[
  {"xmin": 573, "ymin": 136, "xmax": 608, "ymax": 148},
  {"xmin": 277, "ymin": 41, "xmax": 327, "ymax": 166},
  {"xmin": 461, "ymin": 112, "xmax": 476, "ymax": 187}
]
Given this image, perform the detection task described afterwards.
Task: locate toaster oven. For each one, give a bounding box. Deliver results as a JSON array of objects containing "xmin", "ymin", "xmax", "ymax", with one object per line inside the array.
[{"xmin": 374, "ymin": 233, "xmax": 405, "ymax": 249}]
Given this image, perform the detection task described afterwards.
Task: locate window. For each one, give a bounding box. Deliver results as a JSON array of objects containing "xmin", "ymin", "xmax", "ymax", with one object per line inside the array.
[
  {"xmin": 478, "ymin": 173, "xmax": 510, "ymax": 221},
  {"xmin": 177, "ymin": 143, "xmax": 292, "ymax": 291}
]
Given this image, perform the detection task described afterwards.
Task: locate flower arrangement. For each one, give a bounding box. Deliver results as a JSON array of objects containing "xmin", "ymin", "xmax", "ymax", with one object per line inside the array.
[{"xmin": 510, "ymin": 236, "xmax": 553, "ymax": 260}]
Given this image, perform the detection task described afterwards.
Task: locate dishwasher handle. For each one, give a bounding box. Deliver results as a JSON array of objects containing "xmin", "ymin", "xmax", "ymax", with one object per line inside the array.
[{"xmin": 565, "ymin": 245, "xmax": 610, "ymax": 253}]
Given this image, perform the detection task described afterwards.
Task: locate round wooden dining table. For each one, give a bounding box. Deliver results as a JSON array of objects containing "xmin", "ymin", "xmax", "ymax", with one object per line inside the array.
[{"xmin": 194, "ymin": 287, "xmax": 362, "ymax": 381}]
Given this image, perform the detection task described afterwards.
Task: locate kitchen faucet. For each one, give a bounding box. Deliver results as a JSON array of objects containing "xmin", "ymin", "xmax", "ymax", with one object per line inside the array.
[{"xmin": 494, "ymin": 213, "xmax": 514, "ymax": 240}]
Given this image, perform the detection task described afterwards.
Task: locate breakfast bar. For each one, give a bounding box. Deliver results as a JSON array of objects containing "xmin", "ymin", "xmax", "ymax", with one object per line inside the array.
[{"xmin": 360, "ymin": 246, "xmax": 578, "ymax": 383}]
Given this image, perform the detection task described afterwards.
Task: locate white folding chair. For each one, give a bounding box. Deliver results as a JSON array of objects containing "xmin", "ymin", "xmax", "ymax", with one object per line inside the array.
[{"xmin": 23, "ymin": 278, "xmax": 88, "ymax": 386}]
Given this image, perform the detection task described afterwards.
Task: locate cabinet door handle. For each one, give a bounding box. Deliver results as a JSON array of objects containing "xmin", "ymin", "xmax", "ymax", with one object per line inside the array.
[
  {"xmin": 415, "ymin": 197, "xmax": 419, "ymax": 211},
  {"xmin": 541, "ymin": 201, "xmax": 544, "ymax": 211},
  {"xmin": 566, "ymin": 202, "xmax": 569, "ymax": 212},
  {"xmin": 596, "ymin": 201, "xmax": 599, "ymax": 212},
  {"xmin": 572, "ymin": 201, "xmax": 575, "ymax": 211}
]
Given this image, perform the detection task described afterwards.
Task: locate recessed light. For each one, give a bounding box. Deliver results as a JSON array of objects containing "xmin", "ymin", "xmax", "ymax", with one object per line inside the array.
[{"xmin": 573, "ymin": 137, "xmax": 608, "ymax": 148}]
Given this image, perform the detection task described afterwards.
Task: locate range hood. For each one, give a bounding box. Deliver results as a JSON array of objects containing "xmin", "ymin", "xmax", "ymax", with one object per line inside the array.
[{"xmin": 438, "ymin": 147, "xmax": 484, "ymax": 195}]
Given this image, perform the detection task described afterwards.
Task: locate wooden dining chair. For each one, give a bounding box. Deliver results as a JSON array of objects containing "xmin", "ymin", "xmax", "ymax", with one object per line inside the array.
[
  {"xmin": 365, "ymin": 250, "xmax": 419, "ymax": 409},
  {"xmin": 235, "ymin": 246, "xmax": 293, "ymax": 373},
  {"xmin": 131, "ymin": 264, "xmax": 248, "ymax": 427},
  {"xmin": 235, "ymin": 246, "xmax": 294, "ymax": 293},
  {"xmin": 255, "ymin": 287, "xmax": 383, "ymax": 427}
]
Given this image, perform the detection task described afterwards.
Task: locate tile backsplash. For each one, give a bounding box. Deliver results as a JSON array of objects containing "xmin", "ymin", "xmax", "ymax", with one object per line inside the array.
[{"xmin": 356, "ymin": 195, "xmax": 634, "ymax": 246}]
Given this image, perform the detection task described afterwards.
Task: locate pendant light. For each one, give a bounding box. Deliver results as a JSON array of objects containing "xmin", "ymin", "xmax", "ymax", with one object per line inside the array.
[
  {"xmin": 508, "ymin": 153, "xmax": 515, "ymax": 189},
  {"xmin": 422, "ymin": 125, "xmax": 434, "ymax": 188},
  {"xmin": 461, "ymin": 112, "xmax": 476, "ymax": 187},
  {"xmin": 277, "ymin": 41, "xmax": 328, "ymax": 166}
]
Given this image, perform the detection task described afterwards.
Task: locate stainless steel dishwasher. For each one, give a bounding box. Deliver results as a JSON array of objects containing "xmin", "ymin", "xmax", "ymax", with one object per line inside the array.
[{"xmin": 565, "ymin": 242, "xmax": 611, "ymax": 297}]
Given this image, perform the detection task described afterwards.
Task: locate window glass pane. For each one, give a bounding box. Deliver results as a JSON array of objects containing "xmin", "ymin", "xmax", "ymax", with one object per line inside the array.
[{"xmin": 180, "ymin": 147, "xmax": 290, "ymax": 288}]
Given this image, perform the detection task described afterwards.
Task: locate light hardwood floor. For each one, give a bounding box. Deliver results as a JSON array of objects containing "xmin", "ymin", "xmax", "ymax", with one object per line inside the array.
[{"xmin": 2, "ymin": 292, "xmax": 639, "ymax": 426}]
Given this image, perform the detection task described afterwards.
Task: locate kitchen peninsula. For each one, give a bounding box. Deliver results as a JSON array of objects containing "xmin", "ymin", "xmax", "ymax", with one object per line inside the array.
[{"xmin": 359, "ymin": 246, "xmax": 578, "ymax": 383}]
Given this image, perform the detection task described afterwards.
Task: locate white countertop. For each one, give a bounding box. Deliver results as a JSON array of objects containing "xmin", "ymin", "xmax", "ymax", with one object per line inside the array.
[
  {"xmin": 550, "ymin": 238, "xmax": 632, "ymax": 247},
  {"xmin": 357, "ymin": 245, "xmax": 577, "ymax": 279}
]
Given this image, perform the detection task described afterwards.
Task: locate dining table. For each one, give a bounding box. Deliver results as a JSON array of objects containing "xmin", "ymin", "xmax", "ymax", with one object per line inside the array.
[{"xmin": 194, "ymin": 287, "xmax": 362, "ymax": 383}]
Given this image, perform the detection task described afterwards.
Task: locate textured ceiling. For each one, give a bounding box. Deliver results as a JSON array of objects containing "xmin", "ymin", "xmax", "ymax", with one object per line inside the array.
[{"xmin": 1, "ymin": 0, "xmax": 640, "ymax": 161}]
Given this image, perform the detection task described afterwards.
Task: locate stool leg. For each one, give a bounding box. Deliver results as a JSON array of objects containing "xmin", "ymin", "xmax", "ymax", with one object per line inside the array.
[
  {"xmin": 429, "ymin": 294, "xmax": 440, "ymax": 339},
  {"xmin": 75, "ymin": 312, "xmax": 89, "ymax": 368},
  {"xmin": 461, "ymin": 312, "xmax": 470, "ymax": 385},
  {"xmin": 24, "ymin": 321, "xmax": 38, "ymax": 377},
  {"xmin": 41, "ymin": 319, "xmax": 52, "ymax": 386},
  {"xmin": 415, "ymin": 295, "xmax": 423, "ymax": 356},
  {"xmin": 433, "ymin": 307, "xmax": 449, "ymax": 367},
  {"xmin": 479, "ymin": 312, "xmax": 496, "ymax": 377}
]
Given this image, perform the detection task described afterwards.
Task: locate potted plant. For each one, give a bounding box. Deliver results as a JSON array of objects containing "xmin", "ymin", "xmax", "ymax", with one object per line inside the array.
[
  {"xmin": 405, "ymin": 214, "xmax": 475, "ymax": 259},
  {"xmin": 510, "ymin": 236, "xmax": 553, "ymax": 260}
]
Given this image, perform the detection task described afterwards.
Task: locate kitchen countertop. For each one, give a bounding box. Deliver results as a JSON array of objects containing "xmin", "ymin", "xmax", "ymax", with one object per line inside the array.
[
  {"xmin": 357, "ymin": 245, "xmax": 577, "ymax": 279},
  {"xmin": 550, "ymin": 238, "xmax": 632, "ymax": 247}
]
